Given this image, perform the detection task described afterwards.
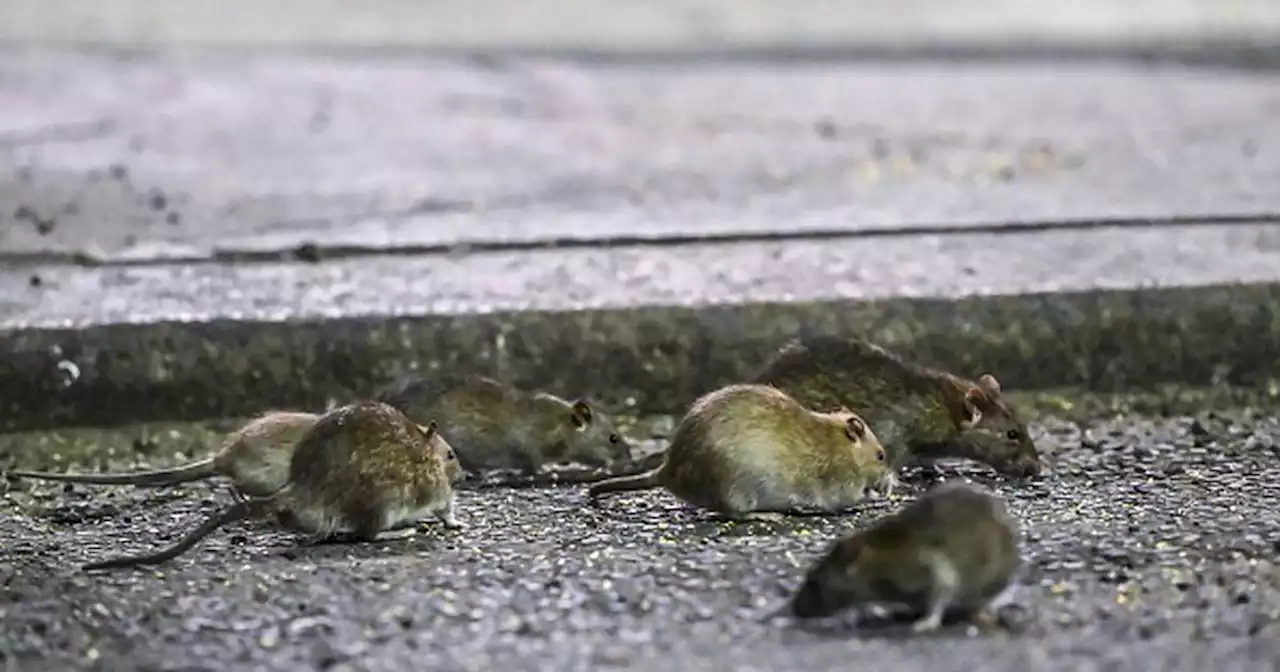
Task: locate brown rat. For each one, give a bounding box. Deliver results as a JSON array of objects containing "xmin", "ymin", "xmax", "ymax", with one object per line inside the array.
[
  {"xmin": 789, "ymin": 479, "xmax": 1021, "ymax": 632},
  {"xmin": 80, "ymin": 400, "xmax": 465, "ymax": 571},
  {"xmin": 376, "ymin": 374, "xmax": 633, "ymax": 475},
  {"xmin": 4, "ymin": 411, "xmax": 319, "ymax": 498},
  {"xmin": 749, "ymin": 336, "xmax": 1040, "ymax": 480},
  {"xmin": 587, "ymin": 383, "xmax": 891, "ymax": 521}
]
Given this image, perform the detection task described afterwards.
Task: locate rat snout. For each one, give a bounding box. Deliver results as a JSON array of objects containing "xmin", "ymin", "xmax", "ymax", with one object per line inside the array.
[
  {"xmin": 789, "ymin": 571, "xmax": 860, "ymax": 621},
  {"xmin": 789, "ymin": 578, "xmax": 834, "ymax": 619},
  {"xmin": 617, "ymin": 440, "xmax": 637, "ymax": 466},
  {"xmin": 1006, "ymin": 456, "xmax": 1041, "ymax": 479}
]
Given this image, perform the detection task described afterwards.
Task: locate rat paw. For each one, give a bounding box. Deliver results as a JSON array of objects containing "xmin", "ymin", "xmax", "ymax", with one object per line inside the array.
[
  {"xmin": 440, "ymin": 517, "xmax": 468, "ymax": 531},
  {"xmin": 739, "ymin": 512, "xmax": 787, "ymax": 522},
  {"xmin": 373, "ymin": 527, "xmax": 418, "ymax": 541},
  {"xmin": 910, "ymin": 613, "xmax": 944, "ymax": 633}
]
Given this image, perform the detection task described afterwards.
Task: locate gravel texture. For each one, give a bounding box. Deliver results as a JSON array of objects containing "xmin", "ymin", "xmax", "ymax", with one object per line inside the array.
[{"xmin": 4, "ymin": 402, "xmax": 1280, "ymax": 671}]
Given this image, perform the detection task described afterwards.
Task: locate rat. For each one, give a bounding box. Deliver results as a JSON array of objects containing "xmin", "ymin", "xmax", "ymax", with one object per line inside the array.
[
  {"xmin": 788, "ymin": 479, "xmax": 1021, "ymax": 632},
  {"xmin": 80, "ymin": 400, "xmax": 466, "ymax": 571},
  {"xmin": 587, "ymin": 383, "xmax": 891, "ymax": 521},
  {"xmin": 749, "ymin": 336, "xmax": 1041, "ymax": 480},
  {"xmin": 375, "ymin": 374, "xmax": 634, "ymax": 475},
  {"xmin": 4, "ymin": 411, "xmax": 319, "ymax": 498}
]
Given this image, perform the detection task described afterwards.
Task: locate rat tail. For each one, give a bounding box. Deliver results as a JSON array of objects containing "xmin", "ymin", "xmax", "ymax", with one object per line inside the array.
[
  {"xmin": 7, "ymin": 456, "xmax": 218, "ymax": 488},
  {"xmin": 586, "ymin": 456, "xmax": 666, "ymax": 502},
  {"xmin": 81, "ymin": 493, "xmax": 275, "ymax": 571}
]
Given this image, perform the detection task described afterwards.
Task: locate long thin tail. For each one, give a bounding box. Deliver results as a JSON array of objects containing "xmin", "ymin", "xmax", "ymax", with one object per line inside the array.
[
  {"xmin": 8, "ymin": 457, "xmax": 218, "ymax": 488},
  {"xmin": 81, "ymin": 497, "xmax": 264, "ymax": 571},
  {"xmin": 630, "ymin": 450, "xmax": 667, "ymax": 473},
  {"xmin": 586, "ymin": 462, "xmax": 665, "ymax": 503}
]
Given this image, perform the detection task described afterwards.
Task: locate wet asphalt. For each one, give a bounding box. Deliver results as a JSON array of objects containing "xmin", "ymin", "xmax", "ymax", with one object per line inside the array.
[{"xmin": 3, "ymin": 408, "xmax": 1280, "ymax": 671}]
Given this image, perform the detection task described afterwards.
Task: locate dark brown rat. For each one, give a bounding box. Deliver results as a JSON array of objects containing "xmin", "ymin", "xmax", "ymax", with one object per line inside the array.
[
  {"xmin": 789, "ymin": 479, "xmax": 1021, "ymax": 631},
  {"xmin": 376, "ymin": 374, "xmax": 633, "ymax": 474},
  {"xmin": 81, "ymin": 401, "xmax": 465, "ymax": 571},
  {"xmin": 5, "ymin": 411, "xmax": 318, "ymax": 498},
  {"xmin": 750, "ymin": 336, "xmax": 1040, "ymax": 480},
  {"xmin": 588, "ymin": 383, "xmax": 891, "ymax": 521}
]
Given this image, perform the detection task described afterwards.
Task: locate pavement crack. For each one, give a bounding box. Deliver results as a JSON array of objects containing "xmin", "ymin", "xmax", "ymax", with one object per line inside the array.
[{"xmin": 2, "ymin": 212, "xmax": 1279, "ymax": 270}]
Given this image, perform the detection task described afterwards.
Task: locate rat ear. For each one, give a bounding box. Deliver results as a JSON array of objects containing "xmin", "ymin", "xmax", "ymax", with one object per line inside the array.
[
  {"xmin": 977, "ymin": 373, "xmax": 1002, "ymax": 398},
  {"xmin": 569, "ymin": 400, "xmax": 593, "ymax": 429},
  {"xmin": 416, "ymin": 421, "xmax": 438, "ymax": 441},
  {"xmin": 844, "ymin": 415, "xmax": 867, "ymax": 441},
  {"xmin": 961, "ymin": 387, "xmax": 988, "ymax": 428}
]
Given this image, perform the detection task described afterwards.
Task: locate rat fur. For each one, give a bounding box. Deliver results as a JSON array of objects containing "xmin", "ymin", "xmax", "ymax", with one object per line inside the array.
[
  {"xmin": 750, "ymin": 336, "xmax": 1040, "ymax": 479},
  {"xmin": 789, "ymin": 479, "xmax": 1021, "ymax": 632},
  {"xmin": 376, "ymin": 374, "xmax": 633, "ymax": 474},
  {"xmin": 5, "ymin": 411, "xmax": 319, "ymax": 498},
  {"xmin": 81, "ymin": 401, "xmax": 464, "ymax": 571},
  {"xmin": 588, "ymin": 384, "xmax": 891, "ymax": 521}
]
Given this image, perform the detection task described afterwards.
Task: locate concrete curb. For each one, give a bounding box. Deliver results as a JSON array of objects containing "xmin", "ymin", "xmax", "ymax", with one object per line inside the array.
[{"xmin": 3, "ymin": 281, "xmax": 1277, "ymax": 434}]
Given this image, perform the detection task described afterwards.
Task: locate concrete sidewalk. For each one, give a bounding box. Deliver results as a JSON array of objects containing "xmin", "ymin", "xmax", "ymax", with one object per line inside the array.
[
  {"xmin": 2, "ymin": 0, "xmax": 1279, "ymax": 51},
  {"xmin": 1, "ymin": 53, "xmax": 1279, "ymax": 265}
]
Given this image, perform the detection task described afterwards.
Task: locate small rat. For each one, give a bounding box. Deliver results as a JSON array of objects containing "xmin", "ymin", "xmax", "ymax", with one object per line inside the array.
[
  {"xmin": 4, "ymin": 411, "xmax": 319, "ymax": 498},
  {"xmin": 750, "ymin": 336, "xmax": 1040, "ymax": 479},
  {"xmin": 80, "ymin": 400, "xmax": 465, "ymax": 571},
  {"xmin": 375, "ymin": 374, "xmax": 633, "ymax": 475},
  {"xmin": 587, "ymin": 383, "xmax": 891, "ymax": 521},
  {"xmin": 789, "ymin": 479, "xmax": 1021, "ymax": 632}
]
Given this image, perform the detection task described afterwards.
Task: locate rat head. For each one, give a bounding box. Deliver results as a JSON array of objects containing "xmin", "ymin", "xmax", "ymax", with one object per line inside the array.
[
  {"xmin": 536, "ymin": 395, "xmax": 634, "ymax": 469},
  {"xmin": 830, "ymin": 409, "xmax": 890, "ymax": 491},
  {"xmin": 790, "ymin": 535, "xmax": 880, "ymax": 619},
  {"xmin": 956, "ymin": 374, "xmax": 1040, "ymax": 478},
  {"xmin": 416, "ymin": 421, "xmax": 464, "ymax": 484}
]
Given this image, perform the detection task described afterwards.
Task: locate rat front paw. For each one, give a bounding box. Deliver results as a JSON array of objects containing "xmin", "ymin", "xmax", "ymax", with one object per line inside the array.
[
  {"xmin": 910, "ymin": 612, "xmax": 944, "ymax": 633},
  {"xmin": 740, "ymin": 511, "xmax": 786, "ymax": 522}
]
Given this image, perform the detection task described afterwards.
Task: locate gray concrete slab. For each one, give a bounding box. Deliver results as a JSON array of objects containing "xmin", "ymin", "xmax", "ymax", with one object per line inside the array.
[
  {"xmin": 5, "ymin": 223, "xmax": 1280, "ymax": 329},
  {"xmin": 2, "ymin": 52, "xmax": 1279, "ymax": 264},
  {"xmin": 1, "ymin": 0, "xmax": 1278, "ymax": 50}
]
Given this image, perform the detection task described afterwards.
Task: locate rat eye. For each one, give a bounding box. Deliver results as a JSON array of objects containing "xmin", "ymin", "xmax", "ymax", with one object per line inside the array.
[
  {"xmin": 875, "ymin": 448, "xmax": 886, "ymax": 463},
  {"xmin": 608, "ymin": 433, "xmax": 620, "ymax": 444},
  {"xmin": 1006, "ymin": 430, "xmax": 1020, "ymax": 441}
]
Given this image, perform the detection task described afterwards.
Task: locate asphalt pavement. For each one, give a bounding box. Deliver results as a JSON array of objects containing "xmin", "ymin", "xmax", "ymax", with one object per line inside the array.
[{"xmin": 3, "ymin": 405, "xmax": 1280, "ymax": 671}]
